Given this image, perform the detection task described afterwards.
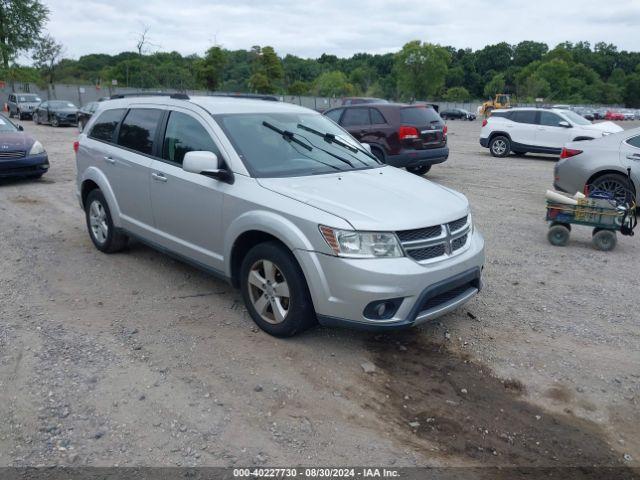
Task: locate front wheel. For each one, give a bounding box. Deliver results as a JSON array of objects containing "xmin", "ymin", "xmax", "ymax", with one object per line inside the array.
[
  {"xmin": 548, "ymin": 224, "xmax": 570, "ymax": 246},
  {"xmin": 406, "ymin": 165, "xmax": 430, "ymax": 176},
  {"xmin": 592, "ymin": 229, "xmax": 616, "ymax": 251},
  {"xmin": 51, "ymin": 117, "xmax": 59, "ymax": 127},
  {"xmin": 489, "ymin": 135, "xmax": 511, "ymax": 157},
  {"xmin": 240, "ymin": 241, "xmax": 316, "ymax": 337}
]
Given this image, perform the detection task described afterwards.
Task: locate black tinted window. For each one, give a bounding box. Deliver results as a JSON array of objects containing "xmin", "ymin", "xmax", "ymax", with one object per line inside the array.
[
  {"xmin": 341, "ymin": 108, "xmax": 370, "ymax": 126},
  {"xmin": 118, "ymin": 109, "xmax": 163, "ymax": 155},
  {"xmin": 539, "ymin": 112, "xmax": 562, "ymax": 126},
  {"xmin": 511, "ymin": 111, "xmax": 537, "ymax": 124},
  {"xmin": 627, "ymin": 135, "xmax": 640, "ymax": 148},
  {"xmin": 163, "ymin": 111, "xmax": 220, "ymax": 165},
  {"xmin": 89, "ymin": 108, "xmax": 126, "ymax": 142},
  {"xmin": 370, "ymin": 108, "xmax": 386, "ymax": 124},
  {"xmin": 491, "ymin": 111, "xmax": 510, "ymax": 119},
  {"xmin": 325, "ymin": 109, "xmax": 343, "ymax": 123},
  {"xmin": 400, "ymin": 107, "xmax": 441, "ymax": 125}
]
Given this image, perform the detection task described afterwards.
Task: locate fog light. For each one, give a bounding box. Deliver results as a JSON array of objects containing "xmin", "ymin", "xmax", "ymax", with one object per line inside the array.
[{"xmin": 363, "ymin": 298, "xmax": 403, "ymax": 320}]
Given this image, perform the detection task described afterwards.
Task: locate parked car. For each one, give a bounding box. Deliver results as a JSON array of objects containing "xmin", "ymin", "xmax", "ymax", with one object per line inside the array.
[
  {"xmin": 574, "ymin": 107, "xmax": 595, "ymax": 121},
  {"xmin": 480, "ymin": 108, "xmax": 623, "ymax": 157},
  {"xmin": 622, "ymin": 109, "xmax": 636, "ymax": 121},
  {"xmin": 323, "ymin": 103, "xmax": 448, "ymax": 175},
  {"xmin": 7, "ymin": 93, "xmax": 42, "ymax": 120},
  {"xmin": 77, "ymin": 101, "xmax": 99, "ymax": 132},
  {"xmin": 33, "ymin": 100, "xmax": 79, "ymax": 127},
  {"xmin": 0, "ymin": 114, "xmax": 49, "ymax": 179},
  {"xmin": 604, "ymin": 110, "xmax": 625, "ymax": 121},
  {"xmin": 75, "ymin": 95, "xmax": 484, "ymax": 337},
  {"xmin": 440, "ymin": 108, "xmax": 476, "ymax": 121},
  {"xmin": 593, "ymin": 108, "xmax": 607, "ymax": 120},
  {"xmin": 340, "ymin": 97, "xmax": 388, "ymax": 106},
  {"xmin": 554, "ymin": 127, "xmax": 640, "ymax": 205}
]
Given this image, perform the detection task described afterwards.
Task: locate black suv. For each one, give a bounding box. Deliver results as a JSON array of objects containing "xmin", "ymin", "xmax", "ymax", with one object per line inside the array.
[{"xmin": 324, "ymin": 103, "xmax": 448, "ymax": 175}]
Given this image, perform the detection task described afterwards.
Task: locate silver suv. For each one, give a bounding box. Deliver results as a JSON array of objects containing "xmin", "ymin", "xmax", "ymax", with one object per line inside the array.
[
  {"xmin": 7, "ymin": 93, "xmax": 42, "ymax": 120},
  {"xmin": 75, "ymin": 94, "xmax": 484, "ymax": 337}
]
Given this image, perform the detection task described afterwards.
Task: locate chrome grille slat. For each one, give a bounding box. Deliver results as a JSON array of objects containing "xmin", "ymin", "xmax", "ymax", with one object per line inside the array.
[
  {"xmin": 0, "ymin": 151, "xmax": 26, "ymax": 159},
  {"xmin": 397, "ymin": 215, "xmax": 470, "ymax": 262}
]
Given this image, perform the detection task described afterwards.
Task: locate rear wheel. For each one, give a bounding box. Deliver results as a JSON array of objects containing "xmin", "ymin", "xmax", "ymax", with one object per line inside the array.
[
  {"xmin": 548, "ymin": 223, "xmax": 570, "ymax": 246},
  {"xmin": 590, "ymin": 173, "xmax": 635, "ymax": 205},
  {"xmin": 592, "ymin": 229, "xmax": 616, "ymax": 251},
  {"xmin": 240, "ymin": 241, "xmax": 316, "ymax": 337},
  {"xmin": 85, "ymin": 189, "xmax": 128, "ymax": 253},
  {"xmin": 406, "ymin": 165, "xmax": 430, "ymax": 176},
  {"xmin": 489, "ymin": 135, "xmax": 511, "ymax": 157}
]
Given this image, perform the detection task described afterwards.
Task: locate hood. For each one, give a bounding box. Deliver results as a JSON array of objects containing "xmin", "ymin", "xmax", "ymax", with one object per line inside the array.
[
  {"xmin": 257, "ymin": 166, "xmax": 469, "ymax": 231},
  {"xmin": 583, "ymin": 121, "xmax": 624, "ymax": 134},
  {"xmin": 0, "ymin": 132, "xmax": 34, "ymax": 151},
  {"xmin": 52, "ymin": 107, "xmax": 78, "ymax": 114}
]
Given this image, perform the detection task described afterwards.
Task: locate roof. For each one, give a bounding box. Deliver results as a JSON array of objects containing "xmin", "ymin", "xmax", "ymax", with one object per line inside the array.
[{"xmin": 98, "ymin": 94, "xmax": 315, "ymax": 115}]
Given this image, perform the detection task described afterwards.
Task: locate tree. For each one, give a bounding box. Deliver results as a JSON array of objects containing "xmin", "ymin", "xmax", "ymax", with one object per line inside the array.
[
  {"xmin": 196, "ymin": 46, "xmax": 227, "ymax": 91},
  {"xmin": 443, "ymin": 86, "xmax": 471, "ymax": 102},
  {"xmin": 135, "ymin": 24, "xmax": 159, "ymax": 56},
  {"xmin": 0, "ymin": 0, "xmax": 49, "ymax": 69},
  {"xmin": 248, "ymin": 72, "xmax": 271, "ymax": 93},
  {"xmin": 395, "ymin": 40, "xmax": 450, "ymax": 100},
  {"xmin": 483, "ymin": 73, "xmax": 506, "ymax": 98},
  {"xmin": 624, "ymin": 73, "xmax": 640, "ymax": 107},
  {"xmin": 313, "ymin": 71, "xmax": 354, "ymax": 97},
  {"xmin": 513, "ymin": 41, "xmax": 548, "ymax": 67},
  {"xmin": 287, "ymin": 80, "xmax": 310, "ymax": 96},
  {"xmin": 475, "ymin": 42, "xmax": 512, "ymax": 76},
  {"xmin": 31, "ymin": 33, "xmax": 64, "ymax": 84}
]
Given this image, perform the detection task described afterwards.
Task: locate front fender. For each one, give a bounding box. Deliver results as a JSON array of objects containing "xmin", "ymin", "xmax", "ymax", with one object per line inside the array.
[
  {"xmin": 223, "ymin": 210, "xmax": 316, "ymax": 277},
  {"xmin": 79, "ymin": 167, "xmax": 122, "ymax": 228}
]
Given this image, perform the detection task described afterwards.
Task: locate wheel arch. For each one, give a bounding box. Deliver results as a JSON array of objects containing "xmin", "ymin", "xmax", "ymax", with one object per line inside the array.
[
  {"xmin": 488, "ymin": 131, "xmax": 512, "ymax": 143},
  {"xmin": 79, "ymin": 167, "xmax": 123, "ymax": 227}
]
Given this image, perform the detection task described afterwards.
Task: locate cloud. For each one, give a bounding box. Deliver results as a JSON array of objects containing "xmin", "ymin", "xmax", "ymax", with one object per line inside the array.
[{"xmin": 43, "ymin": 0, "xmax": 640, "ymax": 59}]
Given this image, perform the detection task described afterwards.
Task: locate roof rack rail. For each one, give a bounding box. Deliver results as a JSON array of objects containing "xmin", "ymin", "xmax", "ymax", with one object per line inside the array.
[
  {"xmin": 109, "ymin": 92, "xmax": 190, "ymax": 100},
  {"xmin": 212, "ymin": 93, "xmax": 279, "ymax": 102}
]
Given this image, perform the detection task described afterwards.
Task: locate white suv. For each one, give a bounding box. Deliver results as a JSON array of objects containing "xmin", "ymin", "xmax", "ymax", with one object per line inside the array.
[{"xmin": 480, "ymin": 108, "xmax": 623, "ymax": 157}]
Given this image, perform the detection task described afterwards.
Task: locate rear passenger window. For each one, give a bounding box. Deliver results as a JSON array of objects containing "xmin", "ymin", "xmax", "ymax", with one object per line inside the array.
[
  {"xmin": 370, "ymin": 108, "xmax": 386, "ymax": 124},
  {"xmin": 491, "ymin": 111, "xmax": 509, "ymax": 119},
  {"xmin": 89, "ymin": 108, "xmax": 126, "ymax": 143},
  {"xmin": 539, "ymin": 112, "xmax": 562, "ymax": 126},
  {"xmin": 400, "ymin": 107, "xmax": 441, "ymax": 125},
  {"xmin": 627, "ymin": 135, "xmax": 640, "ymax": 148},
  {"xmin": 341, "ymin": 108, "xmax": 370, "ymax": 126},
  {"xmin": 117, "ymin": 108, "xmax": 163, "ymax": 155},
  {"xmin": 511, "ymin": 111, "xmax": 537, "ymax": 124},
  {"xmin": 163, "ymin": 111, "xmax": 220, "ymax": 165}
]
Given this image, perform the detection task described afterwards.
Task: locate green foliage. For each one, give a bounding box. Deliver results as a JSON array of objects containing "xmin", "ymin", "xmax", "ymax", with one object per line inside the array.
[
  {"xmin": 0, "ymin": 0, "xmax": 49, "ymax": 68},
  {"xmin": 196, "ymin": 46, "xmax": 227, "ymax": 91},
  {"xmin": 31, "ymin": 34, "xmax": 64, "ymax": 84},
  {"xmin": 313, "ymin": 71, "xmax": 355, "ymax": 97},
  {"xmin": 624, "ymin": 74, "xmax": 640, "ymax": 108},
  {"xmin": 395, "ymin": 40, "xmax": 450, "ymax": 100},
  {"xmin": 287, "ymin": 80, "xmax": 310, "ymax": 96},
  {"xmin": 483, "ymin": 73, "xmax": 506, "ymax": 98},
  {"xmin": 443, "ymin": 86, "xmax": 471, "ymax": 102}
]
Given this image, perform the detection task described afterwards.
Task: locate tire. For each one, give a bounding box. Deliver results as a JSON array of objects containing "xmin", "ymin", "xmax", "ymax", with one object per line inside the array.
[
  {"xmin": 240, "ymin": 241, "xmax": 316, "ymax": 337},
  {"xmin": 17, "ymin": 111, "xmax": 23, "ymax": 121},
  {"xmin": 51, "ymin": 117, "xmax": 59, "ymax": 127},
  {"xmin": 547, "ymin": 224, "xmax": 570, "ymax": 246},
  {"xmin": 371, "ymin": 147, "xmax": 385, "ymax": 164},
  {"xmin": 8, "ymin": 110, "xmax": 13, "ymax": 118},
  {"xmin": 406, "ymin": 165, "xmax": 430, "ymax": 175},
  {"xmin": 489, "ymin": 135, "xmax": 511, "ymax": 157},
  {"xmin": 85, "ymin": 189, "xmax": 128, "ymax": 253},
  {"xmin": 592, "ymin": 229, "xmax": 617, "ymax": 251},
  {"xmin": 590, "ymin": 173, "xmax": 635, "ymax": 205},
  {"xmin": 78, "ymin": 120, "xmax": 85, "ymax": 133},
  {"xmin": 33, "ymin": 114, "xmax": 39, "ymax": 125}
]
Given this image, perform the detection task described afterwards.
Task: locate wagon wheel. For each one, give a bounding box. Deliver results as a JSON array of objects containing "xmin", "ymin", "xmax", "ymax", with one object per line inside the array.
[
  {"xmin": 548, "ymin": 223, "xmax": 570, "ymax": 246},
  {"xmin": 592, "ymin": 229, "xmax": 617, "ymax": 251}
]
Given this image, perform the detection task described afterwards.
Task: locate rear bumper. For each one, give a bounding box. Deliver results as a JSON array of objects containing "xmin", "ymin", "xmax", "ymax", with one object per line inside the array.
[
  {"xmin": 480, "ymin": 137, "xmax": 489, "ymax": 148},
  {"xmin": 386, "ymin": 146, "xmax": 449, "ymax": 168},
  {"xmin": 0, "ymin": 154, "xmax": 49, "ymax": 178}
]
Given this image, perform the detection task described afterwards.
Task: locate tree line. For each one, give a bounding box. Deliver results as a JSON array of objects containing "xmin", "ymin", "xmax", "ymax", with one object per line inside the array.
[{"xmin": 1, "ymin": 0, "xmax": 639, "ymax": 107}]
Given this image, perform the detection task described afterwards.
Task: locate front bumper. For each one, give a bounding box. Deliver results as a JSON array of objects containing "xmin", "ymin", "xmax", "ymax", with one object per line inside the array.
[
  {"xmin": 386, "ymin": 146, "xmax": 449, "ymax": 168},
  {"xmin": 295, "ymin": 230, "xmax": 485, "ymax": 330},
  {"xmin": 0, "ymin": 153, "xmax": 49, "ymax": 178}
]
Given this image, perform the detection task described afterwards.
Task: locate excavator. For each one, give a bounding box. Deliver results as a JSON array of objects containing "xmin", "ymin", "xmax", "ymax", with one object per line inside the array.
[{"xmin": 479, "ymin": 94, "xmax": 511, "ymax": 117}]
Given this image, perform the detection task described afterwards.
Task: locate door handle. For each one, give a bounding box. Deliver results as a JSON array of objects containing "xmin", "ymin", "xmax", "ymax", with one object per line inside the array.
[
  {"xmin": 103, "ymin": 156, "xmax": 115, "ymax": 164},
  {"xmin": 151, "ymin": 172, "xmax": 167, "ymax": 182}
]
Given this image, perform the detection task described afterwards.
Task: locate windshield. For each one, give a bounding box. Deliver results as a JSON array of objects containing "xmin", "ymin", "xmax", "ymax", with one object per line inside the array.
[
  {"xmin": 18, "ymin": 95, "xmax": 41, "ymax": 102},
  {"xmin": 216, "ymin": 112, "xmax": 380, "ymax": 178},
  {"xmin": 561, "ymin": 110, "xmax": 591, "ymax": 126},
  {"xmin": 400, "ymin": 106, "xmax": 441, "ymax": 125},
  {"xmin": 49, "ymin": 101, "xmax": 77, "ymax": 109},
  {"xmin": 0, "ymin": 116, "xmax": 18, "ymax": 132}
]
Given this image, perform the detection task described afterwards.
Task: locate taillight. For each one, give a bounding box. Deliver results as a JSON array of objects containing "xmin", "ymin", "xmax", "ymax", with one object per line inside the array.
[
  {"xmin": 560, "ymin": 147, "xmax": 582, "ymax": 159},
  {"xmin": 73, "ymin": 141, "xmax": 79, "ymax": 153},
  {"xmin": 443, "ymin": 125, "xmax": 448, "ymax": 136},
  {"xmin": 482, "ymin": 119, "xmax": 488, "ymax": 127},
  {"xmin": 399, "ymin": 125, "xmax": 419, "ymax": 140}
]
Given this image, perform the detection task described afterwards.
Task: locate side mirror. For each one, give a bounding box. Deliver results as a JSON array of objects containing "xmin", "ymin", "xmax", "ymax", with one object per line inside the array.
[
  {"xmin": 558, "ymin": 121, "xmax": 571, "ymax": 128},
  {"xmin": 183, "ymin": 151, "xmax": 233, "ymax": 183},
  {"xmin": 18, "ymin": 125, "xmax": 24, "ymax": 131}
]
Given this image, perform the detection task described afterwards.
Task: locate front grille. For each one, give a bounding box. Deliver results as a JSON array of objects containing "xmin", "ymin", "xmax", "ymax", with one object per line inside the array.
[
  {"xmin": 397, "ymin": 225, "xmax": 442, "ymax": 242},
  {"xmin": 0, "ymin": 151, "xmax": 26, "ymax": 159},
  {"xmin": 418, "ymin": 282, "xmax": 476, "ymax": 312},
  {"xmin": 448, "ymin": 215, "xmax": 468, "ymax": 232},
  {"xmin": 397, "ymin": 215, "xmax": 471, "ymax": 263},
  {"xmin": 407, "ymin": 244, "xmax": 446, "ymax": 261}
]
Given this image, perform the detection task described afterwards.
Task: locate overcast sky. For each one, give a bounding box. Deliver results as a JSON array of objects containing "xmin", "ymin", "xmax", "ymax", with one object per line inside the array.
[{"xmin": 43, "ymin": 0, "xmax": 640, "ymax": 59}]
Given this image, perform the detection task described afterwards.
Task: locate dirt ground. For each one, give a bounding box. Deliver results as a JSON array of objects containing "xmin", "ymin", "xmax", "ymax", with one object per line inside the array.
[{"xmin": 0, "ymin": 114, "xmax": 639, "ymax": 470}]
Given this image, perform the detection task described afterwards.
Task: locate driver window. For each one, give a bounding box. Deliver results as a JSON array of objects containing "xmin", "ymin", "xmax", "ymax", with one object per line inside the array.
[
  {"xmin": 539, "ymin": 112, "xmax": 562, "ymax": 127},
  {"xmin": 163, "ymin": 111, "xmax": 221, "ymax": 166}
]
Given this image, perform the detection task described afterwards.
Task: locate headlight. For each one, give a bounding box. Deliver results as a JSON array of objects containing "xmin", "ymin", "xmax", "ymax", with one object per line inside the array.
[
  {"xmin": 319, "ymin": 225, "xmax": 403, "ymax": 258},
  {"xmin": 29, "ymin": 140, "xmax": 45, "ymax": 156}
]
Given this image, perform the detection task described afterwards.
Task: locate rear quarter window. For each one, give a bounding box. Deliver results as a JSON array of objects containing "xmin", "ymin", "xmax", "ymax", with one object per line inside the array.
[
  {"xmin": 88, "ymin": 108, "xmax": 126, "ymax": 143},
  {"xmin": 400, "ymin": 107, "xmax": 441, "ymax": 125},
  {"xmin": 627, "ymin": 135, "xmax": 640, "ymax": 149}
]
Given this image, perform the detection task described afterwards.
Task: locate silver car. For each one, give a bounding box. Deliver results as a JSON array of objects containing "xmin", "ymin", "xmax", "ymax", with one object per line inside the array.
[
  {"xmin": 554, "ymin": 127, "xmax": 640, "ymax": 203},
  {"xmin": 7, "ymin": 93, "xmax": 42, "ymax": 120},
  {"xmin": 75, "ymin": 94, "xmax": 484, "ymax": 337}
]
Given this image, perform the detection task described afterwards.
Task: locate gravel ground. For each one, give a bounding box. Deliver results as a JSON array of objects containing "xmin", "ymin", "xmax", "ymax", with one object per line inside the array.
[{"xmin": 0, "ymin": 115, "xmax": 638, "ymax": 469}]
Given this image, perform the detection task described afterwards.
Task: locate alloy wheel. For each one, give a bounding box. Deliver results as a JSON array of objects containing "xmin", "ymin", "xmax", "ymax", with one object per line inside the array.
[
  {"xmin": 492, "ymin": 139, "xmax": 507, "ymax": 156},
  {"xmin": 89, "ymin": 200, "xmax": 109, "ymax": 244},
  {"xmin": 247, "ymin": 259, "xmax": 290, "ymax": 324}
]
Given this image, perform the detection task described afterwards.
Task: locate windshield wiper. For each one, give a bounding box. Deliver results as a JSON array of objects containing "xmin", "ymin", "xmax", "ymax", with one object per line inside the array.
[
  {"xmin": 296, "ymin": 124, "xmax": 379, "ymax": 163},
  {"xmin": 263, "ymin": 121, "xmax": 312, "ymax": 151}
]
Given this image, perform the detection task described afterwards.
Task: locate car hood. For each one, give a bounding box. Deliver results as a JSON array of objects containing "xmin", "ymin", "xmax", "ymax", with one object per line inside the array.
[
  {"xmin": 257, "ymin": 166, "xmax": 469, "ymax": 231},
  {"xmin": 0, "ymin": 132, "xmax": 34, "ymax": 151},
  {"xmin": 583, "ymin": 121, "xmax": 624, "ymax": 134},
  {"xmin": 52, "ymin": 108, "xmax": 78, "ymax": 114}
]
